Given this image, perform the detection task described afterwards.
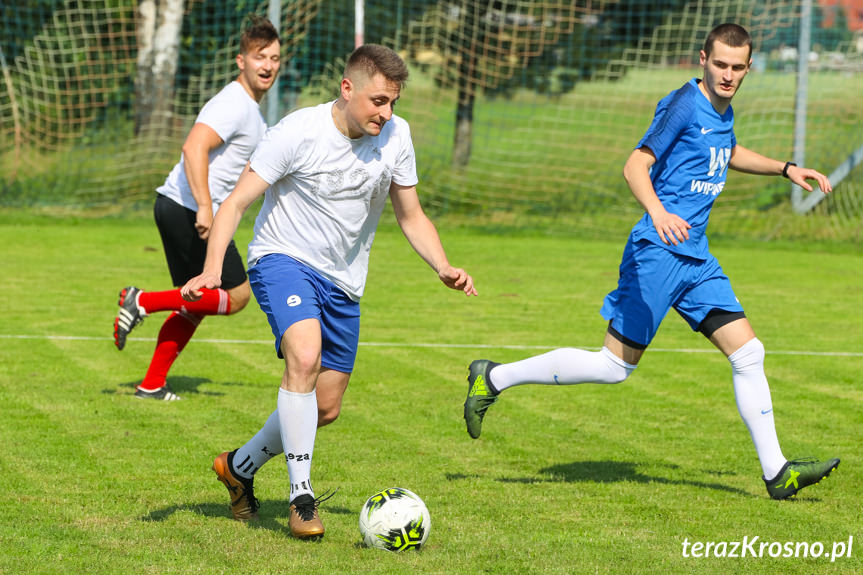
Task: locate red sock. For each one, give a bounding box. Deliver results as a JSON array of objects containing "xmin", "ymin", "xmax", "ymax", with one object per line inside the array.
[
  {"xmin": 139, "ymin": 311, "xmax": 202, "ymax": 390},
  {"xmin": 138, "ymin": 287, "xmax": 231, "ymax": 316}
]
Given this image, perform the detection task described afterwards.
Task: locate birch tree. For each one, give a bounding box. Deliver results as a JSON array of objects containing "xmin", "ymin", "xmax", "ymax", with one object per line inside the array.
[{"xmin": 135, "ymin": 0, "xmax": 184, "ymax": 135}]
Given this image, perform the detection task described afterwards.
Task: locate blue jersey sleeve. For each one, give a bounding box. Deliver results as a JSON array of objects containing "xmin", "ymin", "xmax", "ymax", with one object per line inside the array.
[{"xmin": 638, "ymin": 87, "xmax": 695, "ymax": 162}]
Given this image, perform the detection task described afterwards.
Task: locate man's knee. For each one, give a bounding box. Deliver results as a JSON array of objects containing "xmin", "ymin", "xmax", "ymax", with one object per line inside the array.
[
  {"xmin": 318, "ymin": 404, "xmax": 341, "ymax": 427},
  {"xmin": 599, "ymin": 346, "xmax": 637, "ymax": 384},
  {"xmin": 227, "ymin": 281, "xmax": 251, "ymax": 314}
]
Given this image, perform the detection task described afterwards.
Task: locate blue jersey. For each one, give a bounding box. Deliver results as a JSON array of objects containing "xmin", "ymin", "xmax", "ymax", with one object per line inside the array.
[{"xmin": 629, "ymin": 78, "xmax": 736, "ymax": 260}]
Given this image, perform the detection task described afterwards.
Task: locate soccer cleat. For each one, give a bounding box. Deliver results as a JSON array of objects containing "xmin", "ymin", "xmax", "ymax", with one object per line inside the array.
[
  {"xmin": 134, "ymin": 385, "xmax": 181, "ymax": 401},
  {"xmin": 114, "ymin": 286, "xmax": 145, "ymax": 350},
  {"xmin": 463, "ymin": 359, "xmax": 501, "ymax": 439},
  {"xmin": 764, "ymin": 457, "xmax": 840, "ymax": 500},
  {"xmin": 289, "ymin": 490, "xmax": 336, "ymax": 540},
  {"xmin": 212, "ymin": 451, "xmax": 259, "ymax": 521}
]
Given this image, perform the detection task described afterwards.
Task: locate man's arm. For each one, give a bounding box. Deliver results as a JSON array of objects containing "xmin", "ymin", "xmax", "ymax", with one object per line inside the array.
[
  {"xmin": 182, "ymin": 123, "xmax": 225, "ymax": 240},
  {"xmin": 729, "ymin": 144, "xmax": 832, "ymax": 194},
  {"xmin": 622, "ymin": 146, "xmax": 691, "ymax": 245},
  {"xmin": 389, "ymin": 183, "xmax": 477, "ymax": 296},
  {"xmin": 181, "ymin": 164, "xmax": 269, "ymax": 301}
]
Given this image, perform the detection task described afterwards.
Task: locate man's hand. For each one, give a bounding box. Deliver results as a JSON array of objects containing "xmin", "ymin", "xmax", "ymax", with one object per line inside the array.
[
  {"xmin": 195, "ymin": 204, "xmax": 214, "ymax": 240},
  {"xmin": 438, "ymin": 265, "xmax": 478, "ymax": 296},
  {"xmin": 786, "ymin": 165, "xmax": 833, "ymax": 195},
  {"xmin": 181, "ymin": 271, "xmax": 221, "ymax": 301},
  {"xmin": 650, "ymin": 208, "xmax": 691, "ymax": 246}
]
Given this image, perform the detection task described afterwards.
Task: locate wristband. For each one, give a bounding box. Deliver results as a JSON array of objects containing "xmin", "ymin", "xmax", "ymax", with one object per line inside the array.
[{"xmin": 782, "ymin": 161, "xmax": 797, "ymax": 178}]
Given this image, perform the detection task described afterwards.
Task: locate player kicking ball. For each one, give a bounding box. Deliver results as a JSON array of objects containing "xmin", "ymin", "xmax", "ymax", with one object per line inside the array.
[
  {"xmin": 183, "ymin": 44, "xmax": 476, "ymax": 538},
  {"xmin": 463, "ymin": 23, "xmax": 839, "ymax": 500}
]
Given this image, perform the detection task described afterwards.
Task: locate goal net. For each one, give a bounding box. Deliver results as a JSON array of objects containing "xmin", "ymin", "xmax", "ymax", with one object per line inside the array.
[{"xmin": 1, "ymin": 0, "xmax": 861, "ymax": 241}]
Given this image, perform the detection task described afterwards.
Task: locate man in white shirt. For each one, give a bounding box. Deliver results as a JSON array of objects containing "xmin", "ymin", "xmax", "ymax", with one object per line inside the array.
[
  {"xmin": 182, "ymin": 44, "xmax": 477, "ymax": 539},
  {"xmin": 113, "ymin": 16, "xmax": 280, "ymax": 401}
]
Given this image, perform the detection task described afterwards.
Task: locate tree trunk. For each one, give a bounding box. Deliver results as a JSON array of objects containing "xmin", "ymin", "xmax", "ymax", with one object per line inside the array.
[
  {"xmin": 452, "ymin": 3, "xmax": 479, "ymax": 169},
  {"xmin": 135, "ymin": 0, "xmax": 184, "ymax": 136},
  {"xmin": 453, "ymin": 82, "xmax": 475, "ymax": 169}
]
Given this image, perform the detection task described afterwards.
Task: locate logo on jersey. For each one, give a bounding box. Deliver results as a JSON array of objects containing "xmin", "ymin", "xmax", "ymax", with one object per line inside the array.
[
  {"xmin": 700, "ymin": 127, "xmax": 714, "ymax": 135},
  {"xmin": 689, "ymin": 146, "xmax": 731, "ymax": 196},
  {"xmin": 287, "ymin": 295, "xmax": 302, "ymax": 307},
  {"xmin": 707, "ymin": 147, "xmax": 731, "ymax": 177}
]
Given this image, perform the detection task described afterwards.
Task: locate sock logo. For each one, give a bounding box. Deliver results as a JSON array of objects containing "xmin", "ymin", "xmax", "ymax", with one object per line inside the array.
[
  {"xmin": 286, "ymin": 295, "xmax": 302, "ymax": 307},
  {"xmin": 286, "ymin": 452, "xmax": 310, "ymax": 461},
  {"xmin": 291, "ymin": 480, "xmax": 312, "ymax": 494}
]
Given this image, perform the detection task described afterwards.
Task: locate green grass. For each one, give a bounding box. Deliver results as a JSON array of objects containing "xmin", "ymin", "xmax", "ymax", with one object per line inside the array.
[{"xmin": 1, "ymin": 210, "xmax": 861, "ymax": 574}]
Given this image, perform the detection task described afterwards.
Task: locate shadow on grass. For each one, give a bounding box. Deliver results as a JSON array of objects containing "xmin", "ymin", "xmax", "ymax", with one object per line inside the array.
[
  {"xmin": 102, "ymin": 376, "xmax": 225, "ymax": 397},
  {"xmin": 139, "ymin": 501, "xmax": 355, "ymax": 535},
  {"xmin": 495, "ymin": 460, "xmax": 753, "ymax": 497},
  {"xmin": 448, "ymin": 461, "xmax": 752, "ymax": 497}
]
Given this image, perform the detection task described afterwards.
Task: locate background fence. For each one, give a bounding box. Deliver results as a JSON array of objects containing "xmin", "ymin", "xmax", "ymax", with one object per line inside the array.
[{"xmin": 1, "ymin": 0, "xmax": 862, "ymax": 241}]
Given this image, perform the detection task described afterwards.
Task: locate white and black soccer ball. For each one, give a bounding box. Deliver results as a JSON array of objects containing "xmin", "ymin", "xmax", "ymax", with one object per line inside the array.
[{"xmin": 358, "ymin": 487, "xmax": 431, "ymax": 552}]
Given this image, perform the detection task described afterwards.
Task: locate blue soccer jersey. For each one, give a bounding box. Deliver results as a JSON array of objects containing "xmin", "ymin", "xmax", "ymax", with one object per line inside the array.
[{"xmin": 629, "ymin": 78, "xmax": 736, "ymax": 260}]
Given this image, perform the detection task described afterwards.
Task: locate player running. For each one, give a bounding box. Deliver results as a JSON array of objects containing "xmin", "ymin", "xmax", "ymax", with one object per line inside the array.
[
  {"xmin": 113, "ymin": 16, "xmax": 280, "ymax": 401},
  {"xmin": 182, "ymin": 44, "xmax": 476, "ymax": 538},
  {"xmin": 463, "ymin": 23, "xmax": 839, "ymax": 500}
]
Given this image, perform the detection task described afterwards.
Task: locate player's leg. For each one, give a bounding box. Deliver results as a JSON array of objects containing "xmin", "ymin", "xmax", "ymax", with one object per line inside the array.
[
  {"xmin": 682, "ymin": 253, "xmax": 839, "ymax": 498},
  {"xmin": 135, "ymin": 222, "xmax": 246, "ymax": 317},
  {"xmin": 464, "ymin": 332, "xmax": 640, "ymax": 439},
  {"xmin": 707, "ymin": 315, "xmax": 839, "ymax": 498},
  {"xmin": 226, "ymin": 279, "xmax": 251, "ymax": 314},
  {"xmin": 213, "ymin": 370, "xmax": 349, "ymax": 523},
  {"xmin": 243, "ymin": 254, "xmax": 349, "ymax": 537},
  {"xmin": 680, "ymin": 258, "xmax": 790, "ymax": 483},
  {"xmin": 706, "ymin": 315, "xmax": 787, "ymax": 476},
  {"xmin": 278, "ymin": 317, "xmax": 326, "ymax": 539},
  {"xmin": 315, "ymin": 368, "xmax": 351, "ymax": 427},
  {"xmin": 137, "ymin": 236, "xmax": 249, "ymax": 316},
  {"xmin": 214, "ymin": 370, "xmax": 349, "ymax": 522},
  {"xmin": 284, "ymin": 278, "xmax": 359, "ymax": 537},
  {"xmin": 216, "ymin": 370, "xmax": 349, "ymax": 480},
  {"xmin": 134, "ymin": 310, "xmax": 200, "ymax": 399},
  {"xmin": 464, "ymin": 239, "xmax": 671, "ymax": 439},
  {"xmin": 133, "ymin": 201, "xmax": 250, "ymax": 399},
  {"xmin": 489, "ymin": 331, "xmax": 642, "ymax": 391},
  {"xmin": 115, "ymin": 196, "xmax": 244, "ymax": 351}
]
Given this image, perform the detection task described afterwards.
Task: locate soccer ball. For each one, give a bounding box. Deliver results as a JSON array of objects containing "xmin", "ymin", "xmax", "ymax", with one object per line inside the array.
[{"xmin": 358, "ymin": 487, "xmax": 431, "ymax": 552}]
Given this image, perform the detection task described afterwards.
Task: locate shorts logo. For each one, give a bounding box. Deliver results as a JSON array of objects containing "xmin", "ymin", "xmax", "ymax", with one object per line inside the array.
[{"xmin": 286, "ymin": 295, "xmax": 302, "ymax": 307}]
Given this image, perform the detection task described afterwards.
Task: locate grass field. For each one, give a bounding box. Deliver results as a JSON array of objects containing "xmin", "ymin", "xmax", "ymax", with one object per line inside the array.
[{"xmin": 1, "ymin": 210, "xmax": 861, "ymax": 574}]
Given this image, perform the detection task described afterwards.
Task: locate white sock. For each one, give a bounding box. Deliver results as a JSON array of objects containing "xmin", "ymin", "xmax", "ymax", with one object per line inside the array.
[
  {"xmin": 232, "ymin": 410, "xmax": 283, "ymax": 479},
  {"xmin": 490, "ymin": 346, "xmax": 636, "ymax": 392},
  {"xmin": 277, "ymin": 388, "xmax": 318, "ymax": 501},
  {"xmin": 728, "ymin": 338, "xmax": 786, "ymax": 479}
]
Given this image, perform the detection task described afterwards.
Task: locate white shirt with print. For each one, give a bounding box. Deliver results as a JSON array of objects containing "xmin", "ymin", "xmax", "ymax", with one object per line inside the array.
[{"xmin": 247, "ymin": 100, "xmax": 418, "ymax": 301}]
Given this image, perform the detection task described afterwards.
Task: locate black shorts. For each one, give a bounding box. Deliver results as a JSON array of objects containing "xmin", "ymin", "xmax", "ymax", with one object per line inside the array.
[{"xmin": 153, "ymin": 193, "xmax": 247, "ymax": 289}]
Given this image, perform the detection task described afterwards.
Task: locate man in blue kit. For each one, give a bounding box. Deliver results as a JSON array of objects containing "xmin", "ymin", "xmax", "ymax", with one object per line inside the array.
[{"xmin": 463, "ymin": 23, "xmax": 840, "ymax": 499}]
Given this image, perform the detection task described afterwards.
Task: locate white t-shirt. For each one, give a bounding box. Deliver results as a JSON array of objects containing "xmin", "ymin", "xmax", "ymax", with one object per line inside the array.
[
  {"xmin": 247, "ymin": 101, "xmax": 419, "ymax": 301},
  {"xmin": 157, "ymin": 81, "xmax": 265, "ymax": 212}
]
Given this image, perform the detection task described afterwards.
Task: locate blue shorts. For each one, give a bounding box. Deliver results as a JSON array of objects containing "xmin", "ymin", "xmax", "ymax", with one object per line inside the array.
[
  {"xmin": 249, "ymin": 254, "xmax": 360, "ymax": 373},
  {"xmin": 600, "ymin": 240, "xmax": 743, "ymax": 347}
]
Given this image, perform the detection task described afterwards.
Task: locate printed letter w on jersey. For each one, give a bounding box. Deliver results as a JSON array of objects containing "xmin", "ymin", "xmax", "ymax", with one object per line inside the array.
[{"xmin": 707, "ymin": 147, "xmax": 731, "ymax": 177}]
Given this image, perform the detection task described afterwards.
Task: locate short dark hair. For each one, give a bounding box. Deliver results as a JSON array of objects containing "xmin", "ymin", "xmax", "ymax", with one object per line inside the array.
[
  {"xmin": 240, "ymin": 14, "xmax": 280, "ymax": 55},
  {"xmin": 703, "ymin": 23, "xmax": 752, "ymax": 59},
  {"xmin": 344, "ymin": 44, "xmax": 409, "ymax": 88}
]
